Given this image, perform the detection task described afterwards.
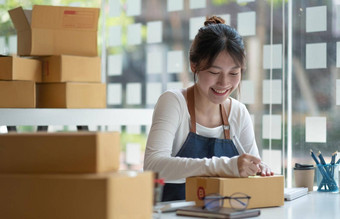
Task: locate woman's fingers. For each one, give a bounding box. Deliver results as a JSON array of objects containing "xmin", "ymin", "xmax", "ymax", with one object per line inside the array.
[
  {"xmin": 237, "ymin": 154, "xmax": 275, "ymax": 177},
  {"xmin": 258, "ymin": 162, "xmax": 274, "ymax": 176},
  {"xmin": 237, "ymin": 154, "xmax": 262, "ymax": 177}
]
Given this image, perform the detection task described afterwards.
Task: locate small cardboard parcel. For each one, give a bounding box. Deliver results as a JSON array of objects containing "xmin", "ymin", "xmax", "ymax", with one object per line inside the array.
[{"xmin": 186, "ymin": 175, "xmax": 284, "ymax": 209}]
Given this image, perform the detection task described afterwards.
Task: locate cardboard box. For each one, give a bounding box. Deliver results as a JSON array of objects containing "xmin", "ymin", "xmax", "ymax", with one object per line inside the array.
[
  {"xmin": 36, "ymin": 82, "xmax": 106, "ymax": 108},
  {"xmin": 0, "ymin": 56, "xmax": 42, "ymax": 82},
  {"xmin": 0, "ymin": 80, "xmax": 35, "ymax": 108},
  {"xmin": 9, "ymin": 5, "xmax": 99, "ymax": 56},
  {"xmin": 40, "ymin": 55, "xmax": 101, "ymax": 82},
  {"xmin": 0, "ymin": 171, "xmax": 153, "ymax": 219},
  {"xmin": 0, "ymin": 132, "xmax": 120, "ymax": 174},
  {"xmin": 186, "ymin": 176, "xmax": 284, "ymax": 209}
]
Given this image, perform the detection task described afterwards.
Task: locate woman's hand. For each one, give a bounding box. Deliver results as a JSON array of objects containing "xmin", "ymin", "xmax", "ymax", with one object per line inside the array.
[
  {"xmin": 257, "ymin": 161, "xmax": 274, "ymax": 176},
  {"xmin": 237, "ymin": 154, "xmax": 261, "ymax": 177}
]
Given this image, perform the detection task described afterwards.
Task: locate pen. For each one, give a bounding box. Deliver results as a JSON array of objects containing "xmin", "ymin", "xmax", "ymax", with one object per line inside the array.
[{"xmin": 232, "ymin": 135, "xmax": 246, "ymax": 154}]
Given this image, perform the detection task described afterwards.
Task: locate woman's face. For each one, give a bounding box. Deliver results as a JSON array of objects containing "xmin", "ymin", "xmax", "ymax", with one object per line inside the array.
[{"xmin": 194, "ymin": 51, "xmax": 241, "ymax": 105}]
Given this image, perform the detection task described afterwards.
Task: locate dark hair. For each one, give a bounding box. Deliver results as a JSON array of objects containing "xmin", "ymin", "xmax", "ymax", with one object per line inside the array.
[{"xmin": 189, "ymin": 16, "xmax": 246, "ymax": 75}]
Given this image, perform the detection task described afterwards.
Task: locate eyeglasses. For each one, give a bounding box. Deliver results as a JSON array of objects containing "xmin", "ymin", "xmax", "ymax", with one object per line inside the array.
[{"xmin": 202, "ymin": 192, "xmax": 251, "ymax": 211}]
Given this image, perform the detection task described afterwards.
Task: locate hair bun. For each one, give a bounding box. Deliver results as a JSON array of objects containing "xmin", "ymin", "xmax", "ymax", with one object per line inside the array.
[{"xmin": 204, "ymin": 16, "xmax": 225, "ymax": 26}]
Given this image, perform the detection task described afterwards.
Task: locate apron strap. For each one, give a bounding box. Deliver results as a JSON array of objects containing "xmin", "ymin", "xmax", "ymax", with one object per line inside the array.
[
  {"xmin": 220, "ymin": 99, "xmax": 232, "ymax": 139},
  {"xmin": 187, "ymin": 86, "xmax": 196, "ymax": 133},
  {"xmin": 186, "ymin": 86, "xmax": 231, "ymax": 139}
]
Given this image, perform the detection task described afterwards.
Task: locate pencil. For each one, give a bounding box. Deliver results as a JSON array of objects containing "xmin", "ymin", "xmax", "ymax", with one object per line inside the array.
[
  {"xmin": 317, "ymin": 151, "xmax": 326, "ymax": 165},
  {"xmin": 233, "ymin": 135, "xmax": 246, "ymax": 154},
  {"xmin": 335, "ymin": 151, "xmax": 340, "ymax": 165},
  {"xmin": 310, "ymin": 149, "xmax": 319, "ymax": 164},
  {"xmin": 331, "ymin": 151, "xmax": 337, "ymax": 178},
  {"xmin": 311, "ymin": 149, "xmax": 334, "ymax": 189},
  {"xmin": 331, "ymin": 151, "xmax": 337, "ymax": 165}
]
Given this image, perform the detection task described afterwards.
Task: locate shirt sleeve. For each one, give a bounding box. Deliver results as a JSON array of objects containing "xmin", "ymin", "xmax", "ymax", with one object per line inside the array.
[
  {"xmin": 235, "ymin": 103, "xmax": 260, "ymax": 158},
  {"xmin": 143, "ymin": 91, "xmax": 241, "ymax": 181}
]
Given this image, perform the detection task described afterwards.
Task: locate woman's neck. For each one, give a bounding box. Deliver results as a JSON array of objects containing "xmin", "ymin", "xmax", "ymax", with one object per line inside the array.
[{"xmin": 194, "ymin": 85, "xmax": 223, "ymax": 128}]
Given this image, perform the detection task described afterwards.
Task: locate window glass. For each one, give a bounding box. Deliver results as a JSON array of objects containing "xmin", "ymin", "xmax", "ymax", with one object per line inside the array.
[{"xmin": 3, "ymin": 0, "xmax": 338, "ymax": 186}]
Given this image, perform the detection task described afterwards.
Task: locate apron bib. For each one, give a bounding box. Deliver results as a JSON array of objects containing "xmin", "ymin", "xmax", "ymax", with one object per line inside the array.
[{"xmin": 161, "ymin": 86, "xmax": 239, "ymax": 201}]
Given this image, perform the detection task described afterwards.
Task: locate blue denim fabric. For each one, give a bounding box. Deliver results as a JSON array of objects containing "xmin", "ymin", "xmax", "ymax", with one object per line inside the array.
[{"xmin": 161, "ymin": 131, "xmax": 239, "ymax": 201}]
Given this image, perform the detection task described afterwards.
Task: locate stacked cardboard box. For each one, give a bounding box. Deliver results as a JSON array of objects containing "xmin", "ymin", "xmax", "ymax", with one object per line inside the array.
[
  {"xmin": 8, "ymin": 5, "xmax": 106, "ymax": 108},
  {"xmin": 0, "ymin": 56, "xmax": 41, "ymax": 107},
  {"xmin": 0, "ymin": 132, "xmax": 153, "ymax": 219},
  {"xmin": 0, "ymin": 5, "xmax": 153, "ymax": 219}
]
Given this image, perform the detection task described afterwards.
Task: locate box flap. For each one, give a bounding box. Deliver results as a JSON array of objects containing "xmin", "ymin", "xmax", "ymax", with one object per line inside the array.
[
  {"xmin": 8, "ymin": 7, "xmax": 30, "ymax": 31},
  {"xmin": 23, "ymin": 10, "xmax": 32, "ymax": 25},
  {"xmin": 8, "ymin": 7, "xmax": 31, "ymax": 31},
  {"xmin": 31, "ymin": 5, "xmax": 99, "ymax": 31}
]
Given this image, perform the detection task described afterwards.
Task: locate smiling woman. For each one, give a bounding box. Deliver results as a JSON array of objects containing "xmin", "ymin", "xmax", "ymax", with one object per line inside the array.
[
  {"xmin": 143, "ymin": 16, "xmax": 273, "ymax": 202},
  {"xmin": 193, "ymin": 51, "xmax": 241, "ymax": 106}
]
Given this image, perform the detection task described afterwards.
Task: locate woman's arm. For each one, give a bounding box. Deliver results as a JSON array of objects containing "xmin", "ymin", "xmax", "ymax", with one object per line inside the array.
[{"xmin": 236, "ymin": 103, "xmax": 273, "ymax": 176}]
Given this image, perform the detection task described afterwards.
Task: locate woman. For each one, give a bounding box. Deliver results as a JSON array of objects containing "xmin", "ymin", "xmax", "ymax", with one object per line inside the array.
[{"xmin": 144, "ymin": 16, "xmax": 273, "ymax": 202}]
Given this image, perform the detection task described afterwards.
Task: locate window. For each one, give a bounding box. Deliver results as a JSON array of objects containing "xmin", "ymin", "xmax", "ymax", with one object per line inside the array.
[{"xmin": 1, "ymin": 0, "xmax": 339, "ymax": 187}]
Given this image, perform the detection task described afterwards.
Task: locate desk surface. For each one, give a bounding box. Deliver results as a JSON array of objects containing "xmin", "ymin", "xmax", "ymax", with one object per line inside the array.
[{"xmin": 155, "ymin": 192, "xmax": 339, "ymax": 219}]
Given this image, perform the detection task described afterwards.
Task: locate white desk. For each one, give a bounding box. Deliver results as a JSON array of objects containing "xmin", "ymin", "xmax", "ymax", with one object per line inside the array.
[{"xmin": 155, "ymin": 192, "xmax": 340, "ymax": 218}]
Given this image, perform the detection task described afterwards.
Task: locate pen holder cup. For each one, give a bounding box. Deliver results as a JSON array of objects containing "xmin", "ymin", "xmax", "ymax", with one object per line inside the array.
[{"xmin": 316, "ymin": 164, "xmax": 339, "ymax": 193}]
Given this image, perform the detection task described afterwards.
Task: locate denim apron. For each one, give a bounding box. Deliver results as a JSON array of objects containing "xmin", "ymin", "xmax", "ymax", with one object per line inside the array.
[{"xmin": 161, "ymin": 86, "xmax": 239, "ymax": 201}]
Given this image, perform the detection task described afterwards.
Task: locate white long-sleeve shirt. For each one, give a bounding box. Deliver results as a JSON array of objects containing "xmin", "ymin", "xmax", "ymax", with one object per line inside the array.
[{"xmin": 143, "ymin": 89, "xmax": 260, "ymax": 183}]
